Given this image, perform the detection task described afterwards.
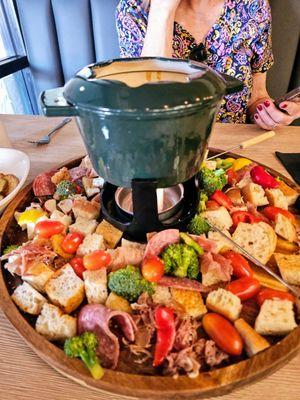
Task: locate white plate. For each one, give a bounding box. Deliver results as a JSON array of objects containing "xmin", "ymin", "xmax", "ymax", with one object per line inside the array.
[{"xmin": 0, "ymin": 148, "xmax": 30, "ymax": 213}]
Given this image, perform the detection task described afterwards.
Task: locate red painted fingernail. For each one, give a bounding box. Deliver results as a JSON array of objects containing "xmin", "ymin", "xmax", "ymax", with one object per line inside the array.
[
  {"xmin": 257, "ymin": 104, "xmax": 263, "ymax": 111},
  {"xmin": 264, "ymin": 100, "xmax": 270, "ymax": 107},
  {"xmin": 254, "ymin": 114, "xmax": 259, "ymax": 119},
  {"xmin": 281, "ymin": 103, "xmax": 287, "ymax": 109}
]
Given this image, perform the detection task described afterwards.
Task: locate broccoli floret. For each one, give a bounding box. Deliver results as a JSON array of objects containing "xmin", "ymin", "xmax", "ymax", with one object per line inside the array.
[
  {"xmin": 161, "ymin": 244, "xmax": 199, "ymax": 280},
  {"xmin": 64, "ymin": 332, "xmax": 104, "ymax": 379},
  {"xmin": 108, "ymin": 265, "xmax": 155, "ymax": 302},
  {"xmin": 200, "ymin": 167, "xmax": 227, "ymax": 196},
  {"xmin": 2, "ymin": 244, "xmax": 19, "ymax": 255},
  {"xmin": 198, "ymin": 192, "xmax": 208, "ymax": 213},
  {"xmin": 188, "ymin": 214, "xmax": 210, "ymax": 235},
  {"xmin": 55, "ymin": 180, "xmax": 77, "ymax": 200}
]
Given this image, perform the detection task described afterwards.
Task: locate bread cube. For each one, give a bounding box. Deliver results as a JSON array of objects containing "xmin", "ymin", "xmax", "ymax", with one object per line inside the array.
[
  {"xmin": 77, "ymin": 233, "xmax": 105, "ymax": 257},
  {"xmin": 274, "ymin": 253, "xmax": 300, "ymax": 285},
  {"xmin": 207, "ymin": 230, "xmax": 233, "ymax": 253},
  {"xmin": 72, "ymin": 198, "xmax": 100, "ymax": 220},
  {"xmin": 50, "ymin": 210, "xmax": 72, "ymax": 227},
  {"xmin": 152, "ymin": 286, "xmax": 172, "ymax": 306},
  {"xmin": 265, "ymin": 188, "xmax": 288, "ymax": 210},
  {"xmin": 171, "ymin": 288, "xmax": 207, "ymax": 318},
  {"xmin": 11, "ymin": 282, "xmax": 47, "ymax": 315},
  {"xmin": 45, "ymin": 264, "xmax": 85, "ymax": 313},
  {"xmin": 234, "ymin": 318, "xmax": 270, "ymax": 357},
  {"xmin": 83, "ymin": 269, "xmax": 108, "ymax": 304},
  {"xmin": 36, "ymin": 303, "xmax": 77, "ymax": 341},
  {"xmin": 255, "ymin": 299, "xmax": 297, "ymax": 336},
  {"xmin": 277, "ymin": 181, "xmax": 299, "ymax": 206},
  {"xmin": 69, "ymin": 216, "xmax": 98, "ymax": 237},
  {"xmin": 96, "ymin": 219, "xmax": 123, "ymax": 249},
  {"xmin": 232, "ymin": 222, "xmax": 277, "ymax": 264},
  {"xmin": 203, "ymin": 206, "xmax": 233, "ymax": 231},
  {"xmin": 22, "ymin": 261, "xmax": 54, "ymax": 293},
  {"xmin": 206, "ymin": 288, "xmax": 242, "ymax": 321},
  {"xmin": 242, "ymin": 183, "xmax": 269, "ymax": 206},
  {"xmin": 274, "ymin": 213, "xmax": 296, "ymax": 243}
]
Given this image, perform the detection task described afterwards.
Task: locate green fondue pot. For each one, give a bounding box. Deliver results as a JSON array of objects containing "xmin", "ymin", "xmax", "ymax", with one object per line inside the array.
[{"xmin": 40, "ymin": 58, "xmax": 243, "ymax": 188}]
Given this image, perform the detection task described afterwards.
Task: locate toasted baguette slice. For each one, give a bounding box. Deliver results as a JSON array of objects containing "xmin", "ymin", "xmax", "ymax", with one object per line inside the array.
[
  {"xmin": 206, "ymin": 288, "xmax": 242, "ymax": 321},
  {"xmin": 105, "ymin": 292, "xmax": 132, "ymax": 313},
  {"xmin": 274, "ymin": 214, "xmax": 296, "ymax": 243},
  {"xmin": 242, "ymin": 183, "xmax": 269, "ymax": 207},
  {"xmin": 171, "ymin": 288, "xmax": 207, "ymax": 319},
  {"xmin": 83, "ymin": 269, "xmax": 108, "ymax": 304},
  {"xmin": 232, "ymin": 222, "xmax": 277, "ymax": 264},
  {"xmin": 252, "ymin": 265, "xmax": 288, "ymax": 292},
  {"xmin": 234, "ymin": 318, "xmax": 270, "ymax": 357},
  {"xmin": 255, "ymin": 299, "xmax": 297, "ymax": 336},
  {"xmin": 22, "ymin": 261, "xmax": 54, "ymax": 293},
  {"xmin": 69, "ymin": 216, "xmax": 98, "ymax": 237},
  {"xmin": 207, "ymin": 230, "xmax": 233, "ymax": 253},
  {"xmin": 45, "ymin": 264, "xmax": 85, "ymax": 314},
  {"xmin": 96, "ymin": 219, "xmax": 123, "ymax": 249},
  {"xmin": 11, "ymin": 282, "xmax": 47, "ymax": 315},
  {"xmin": 36, "ymin": 303, "xmax": 77, "ymax": 341},
  {"xmin": 265, "ymin": 188, "xmax": 288, "ymax": 210},
  {"xmin": 77, "ymin": 233, "xmax": 105, "ymax": 257},
  {"xmin": 277, "ymin": 181, "xmax": 299, "ymax": 206},
  {"xmin": 274, "ymin": 253, "xmax": 300, "ymax": 285},
  {"xmin": 203, "ymin": 206, "xmax": 233, "ymax": 231},
  {"xmin": 275, "ymin": 237, "xmax": 299, "ymax": 254}
]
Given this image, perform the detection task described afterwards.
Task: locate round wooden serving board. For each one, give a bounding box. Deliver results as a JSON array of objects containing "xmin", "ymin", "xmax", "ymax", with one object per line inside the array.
[{"xmin": 0, "ymin": 151, "xmax": 299, "ymax": 399}]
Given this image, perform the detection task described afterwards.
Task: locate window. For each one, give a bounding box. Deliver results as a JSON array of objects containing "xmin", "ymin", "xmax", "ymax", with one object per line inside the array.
[{"xmin": 0, "ymin": 0, "xmax": 38, "ymax": 114}]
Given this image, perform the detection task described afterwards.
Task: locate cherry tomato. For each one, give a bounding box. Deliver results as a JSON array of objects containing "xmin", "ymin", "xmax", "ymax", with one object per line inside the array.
[
  {"xmin": 202, "ymin": 313, "xmax": 243, "ymax": 356},
  {"xmin": 61, "ymin": 232, "xmax": 84, "ymax": 254},
  {"xmin": 226, "ymin": 277, "xmax": 261, "ymax": 301},
  {"xmin": 211, "ymin": 190, "xmax": 233, "ymax": 210},
  {"xmin": 35, "ymin": 220, "xmax": 65, "ymax": 238},
  {"xmin": 222, "ymin": 251, "xmax": 253, "ymax": 278},
  {"xmin": 226, "ymin": 168, "xmax": 237, "ymax": 186},
  {"xmin": 142, "ymin": 257, "xmax": 165, "ymax": 283},
  {"xmin": 206, "ymin": 200, "xmax": 220, "ymax": 210},
  {"xmin": 263, "ymin": 206, "xmax": 296, "ymax": 225},
  {"xmin": 70, "ymin": 257, "xmax": 86, "ymax": 279},
  {"xmin": 256, "ymin": 288, "xmax": 295, "ymax": 306},
  {"xmin": 83, "ymin": 250, "xmax": 111, "ymax": 270},
  {"xmin": 231, "ymin": 211, "xmax": 255, "ymax": 227}
]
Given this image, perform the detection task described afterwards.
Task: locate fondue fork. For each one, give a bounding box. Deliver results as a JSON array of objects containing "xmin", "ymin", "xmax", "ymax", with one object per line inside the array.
[
  {"xmin": 206, "ymin": 221, "xmax": 300, "ymax": 298},
  {"xmin": 207, "ymin": 131, "xmax": 275, "ymax": 161},
  {"xmin": 28, "ymin": 117, "xmax": 72, "ymax": 145}
]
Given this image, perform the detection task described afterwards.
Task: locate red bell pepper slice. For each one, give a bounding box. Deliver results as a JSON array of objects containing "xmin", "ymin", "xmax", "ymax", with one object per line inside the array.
[
  {"xmin": 222, "ymin": 250, "xmax": 253, "ymax": 278},
  {"xmin": 256, "ymin": 288, "xmax": 295, "ymax": 306},
  {"xmin": 153, "ymin": 307, "xmax": 175, "ymax": 367},
  {"xmin": 211, "ymin": 190, "xmax": 233, "ymax": 210},
  {"xmin": 226, "ymin": 168, "xmax": 237, "ymax": 186},
  {"xmin": 250, "ymin": 166, "xmax": 279, "ymax": 189},
  {"xmin": 232, "ymin": 211, "xmax": 255, "ymax": 227},
  {"xmin": 262, "ymin": 206, "xmax": 296, "ymax": 225}
]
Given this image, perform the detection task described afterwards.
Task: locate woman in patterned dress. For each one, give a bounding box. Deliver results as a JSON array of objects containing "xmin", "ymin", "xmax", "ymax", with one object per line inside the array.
[{"xmin": 116, "ymin": 0, "xmax": 300, "ymax": 128}]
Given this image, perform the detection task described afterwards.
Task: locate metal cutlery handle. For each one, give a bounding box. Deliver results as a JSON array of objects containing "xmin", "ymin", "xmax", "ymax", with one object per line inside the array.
[{"xmin": 47, "ymin": 117, "xmax": 72, "ymax": 138}]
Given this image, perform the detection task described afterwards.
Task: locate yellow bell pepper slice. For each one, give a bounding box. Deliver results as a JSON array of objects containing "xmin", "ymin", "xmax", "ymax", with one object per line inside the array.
[
  {"xmin": 17, "ymin": 208, "xmax": 46, "ymax": 226},
  {"xmin": 51, "ymin": 234, "xmax": 73, "ymax": 260},
  {"xmin": 224, "ymin": 157, "xmax": 235, "ymax": 164},
  {"xmin": 232, "ymin": 158, "xmax": 252, "ymax": 172}
]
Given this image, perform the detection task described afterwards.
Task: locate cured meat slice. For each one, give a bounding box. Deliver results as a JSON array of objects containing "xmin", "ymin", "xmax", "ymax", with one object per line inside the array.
[
  {"xmin": 158, "ymin": 276, "xmax": 209, "ymax": 292},
  {"xmin": 108, "ymin": 243, "xmax": 146, "ymax": 271},
  {"xmin": 143, "ymin": 229, "xmax": 180, "ymax": 260},
  {"xmin": 78, "ymin": 304, "xmax": 136, "ymax": 369},
  {"xmin": 190, "ymin": 234, "xmax": 217, "ymax": 253},
  {"xmin": 201, "ymin": 252, "xmax": 233, "ymax": 282},
  {"xmin": 69, "ymin": 166, "xmax": 88, "ymax": 181},
  {"xmin": 33, "ymin": 171, "xmax": 57, "ymax": 197}
]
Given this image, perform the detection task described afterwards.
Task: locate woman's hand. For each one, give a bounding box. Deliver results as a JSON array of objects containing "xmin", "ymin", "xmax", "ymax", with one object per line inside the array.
[{"xmin": 253, "ymin": 99, "xmax": 300, "ymax": 130}]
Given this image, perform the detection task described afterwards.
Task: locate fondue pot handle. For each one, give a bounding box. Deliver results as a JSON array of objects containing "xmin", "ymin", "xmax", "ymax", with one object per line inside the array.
[{"xmin": 40, "ymin": 87, "xmax": 78, "ymax": 117}]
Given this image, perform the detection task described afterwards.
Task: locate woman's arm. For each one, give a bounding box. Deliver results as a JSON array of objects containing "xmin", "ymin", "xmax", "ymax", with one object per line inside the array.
[
  {"xmin": 248, "ymin": 73, "xmax": 300, "ymax": 130},
  {"xmin": 141, "ymin": 0, "xmax": 181, "ymax": 57}
]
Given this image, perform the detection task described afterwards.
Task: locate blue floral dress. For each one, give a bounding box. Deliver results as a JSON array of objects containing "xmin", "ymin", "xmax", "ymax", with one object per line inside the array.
[{"xmin": 116, "ymin": 0, "xmax": 274, "ymax": 123}]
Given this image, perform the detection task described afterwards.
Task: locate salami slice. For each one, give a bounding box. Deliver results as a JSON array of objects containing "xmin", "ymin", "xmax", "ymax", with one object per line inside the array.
[
  {"xmin": 33, "ymin": 171, "xmax": 57, "ymax": 197},
  {"xmin": 143, "ymin": 229, "xmax": 180, "ymax": 260},
  {"xmin": 78, "ymin": 304, "xmax": 136, "ymax": 369},
  {"xmin": 158, "ymin": 276, "xmax": 209, "ymax": 292}
]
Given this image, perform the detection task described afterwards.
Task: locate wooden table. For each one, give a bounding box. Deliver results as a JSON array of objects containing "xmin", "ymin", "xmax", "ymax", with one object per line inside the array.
[{"xmin": 0, "ymin": 114, "xmax": 299, "ymax": 400}]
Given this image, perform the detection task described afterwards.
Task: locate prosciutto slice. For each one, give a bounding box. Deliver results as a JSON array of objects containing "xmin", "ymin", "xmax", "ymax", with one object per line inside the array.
[
  {"xmin": 78, "ymin": 304, "xmax": 136, "ymax": 369},
  {"xmin": 158, "ymin": 276, "xmax": 210, "ymax": 293},
  {"xmin": 201, "ymin": 252, "xmax": 233, "ymax": 282},
  {"xmin": 190, "ymin": 234, "xmax": 217, "ymax": 253},
  {"xmin": 69, "ymin": 166, "xmax": 88, "ymax": 181},
  {"xmin": 143, "ymin": 229, "xmax": 180, "ymax": 260},
  {"xmin": 108, "ymin": 243, "xmax": 145, "ymax": 271}
]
